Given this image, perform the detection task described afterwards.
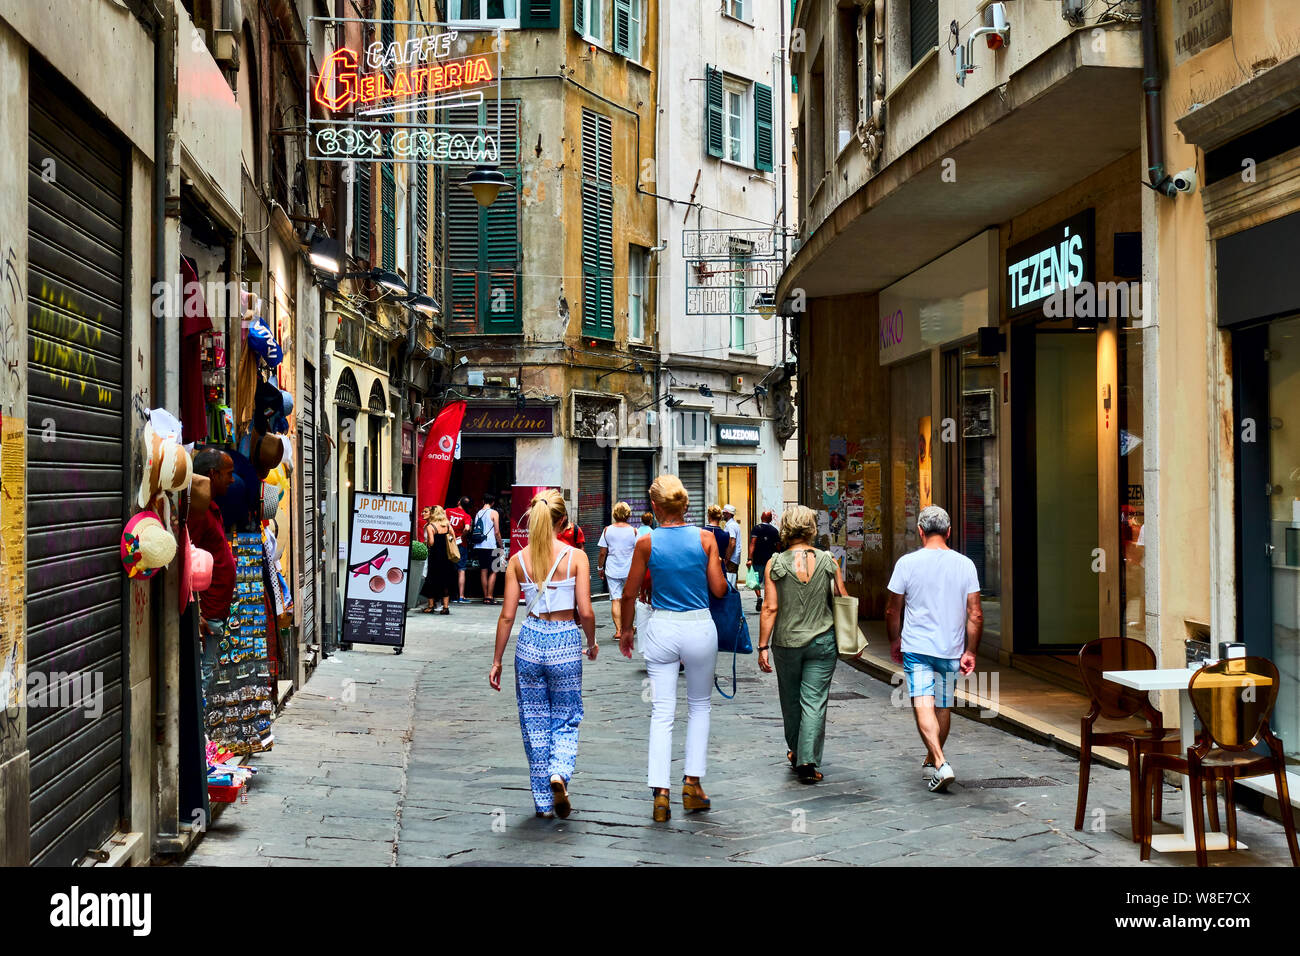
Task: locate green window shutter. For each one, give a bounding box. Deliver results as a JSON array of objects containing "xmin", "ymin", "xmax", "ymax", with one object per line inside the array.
[
  {"xmin": 521, "ymin": 0, "xmax": 559, "ymax": 27},
  {"xmin": 754, "ymin": 82, "xmax": 774, "ymax": 172},
  {"xmin": 705, "ymin": 65, "xmax": 724, "ymax": 159},
  {"xmin": 380, "ymin": 160, "xmax": 396, "ymax": 271},
  {"xmin": 613, "ymin": 0, "xmax": 632, "ymax": 56},
  {"xmin": 574, "ymin": 0, "xmax": 585, "ymax": 35},
  {"xmin": 580, "ymin": 108, "xmax": 614, "ymax": 338},
  {"xmin": 353, "ymin": 162, "xmax": 371, "ymax": 261},
  {"xmin": 446, "ymin": 171, "xmax": 480, "ymax": 333},
  {"xmin": 483, "ymin": 176, "xmax": 520, "ymax": 333}
]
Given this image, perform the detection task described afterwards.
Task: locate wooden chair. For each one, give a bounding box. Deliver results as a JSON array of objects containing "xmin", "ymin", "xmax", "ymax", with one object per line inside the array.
[
  {"xmin": 1075, "ymin": 637, "xmax": 1200, "ymax": 842},
  {"xmin": 1140, "ymin": 657, "xmax": 1300, "ymax": 867}
]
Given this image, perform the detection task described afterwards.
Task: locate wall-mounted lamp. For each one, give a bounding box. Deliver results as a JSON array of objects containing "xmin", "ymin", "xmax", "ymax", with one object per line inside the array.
[
  {"xmin": 459, "ymin": 166, "xmax": 513, "ymax": 208},
  {"xmin": 309, "ymin": 234, "xmax": 342, "ymax": 274}
]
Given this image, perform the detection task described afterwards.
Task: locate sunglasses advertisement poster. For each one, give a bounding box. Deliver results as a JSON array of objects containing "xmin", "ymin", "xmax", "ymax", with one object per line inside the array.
[{"xmin": 342, "ymin": 492, "xmax": 417, "ymax": 648}]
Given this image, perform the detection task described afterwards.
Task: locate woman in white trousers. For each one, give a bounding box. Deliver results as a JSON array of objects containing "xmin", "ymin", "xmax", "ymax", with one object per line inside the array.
[{"xmin": 619, "ymin": 474, "xmax": 729, "ymax": 822}]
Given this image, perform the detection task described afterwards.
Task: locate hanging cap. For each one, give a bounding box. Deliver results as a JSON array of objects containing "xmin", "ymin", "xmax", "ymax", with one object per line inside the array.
[{"xmin": 246, "ymin": 319, "xmax": 283, "ymax": 368}]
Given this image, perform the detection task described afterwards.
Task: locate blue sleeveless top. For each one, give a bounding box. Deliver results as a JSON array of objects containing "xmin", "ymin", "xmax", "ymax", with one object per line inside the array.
[{"xmin": 648, "ymin": 525, "xmax": 710, "ymax": 611}]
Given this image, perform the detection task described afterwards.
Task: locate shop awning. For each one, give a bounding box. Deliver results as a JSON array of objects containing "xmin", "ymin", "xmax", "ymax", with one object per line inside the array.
[{"xmin": 776, "ymin": 29, "xmax": 1143, "ymax": 305}]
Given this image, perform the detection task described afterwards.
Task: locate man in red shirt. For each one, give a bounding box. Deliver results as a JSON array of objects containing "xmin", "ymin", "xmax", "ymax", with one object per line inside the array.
[
  {"xmin": 446, "ymin": 496, "xmax": 473, "ymax": 603},
  {"xmin": 188, "ymin": 448, "xmax": 237, "ymax": 635}
]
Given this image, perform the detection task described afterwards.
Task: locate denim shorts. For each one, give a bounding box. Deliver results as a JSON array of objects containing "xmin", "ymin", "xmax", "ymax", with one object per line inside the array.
[
  {"xmin": 457, "ymin": 550, "xmax": 468, "ymax": 571},
  {"xmin": 903, "ymin": 652, "xmax": 961, "ymax": 708}
]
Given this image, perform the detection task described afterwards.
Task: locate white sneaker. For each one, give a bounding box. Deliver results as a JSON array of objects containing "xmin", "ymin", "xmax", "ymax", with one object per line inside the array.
[{"xmin": 927, "ymin": 762, "xmax": 955, "ymax": 793}]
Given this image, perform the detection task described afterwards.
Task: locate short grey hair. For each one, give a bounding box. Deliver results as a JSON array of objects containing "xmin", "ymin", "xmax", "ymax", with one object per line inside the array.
[{"xmin": 917, "ymin": 505, "xmax": 951, "ymax": 536}]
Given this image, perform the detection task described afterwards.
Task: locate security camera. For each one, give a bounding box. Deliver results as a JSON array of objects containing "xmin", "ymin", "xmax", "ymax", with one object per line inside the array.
[
  {"xmin": 1171, "ymin": 167, "xmax": 1197, "ymax": 193},
  {"xmin": 458, "ymin": 355, "xmax": 470, "ymax": 366}
]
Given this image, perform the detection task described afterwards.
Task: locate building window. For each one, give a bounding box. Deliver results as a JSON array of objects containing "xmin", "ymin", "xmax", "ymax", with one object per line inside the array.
[
  {"xmin": 576, "ymin": 0, "xmax": 603, "ymax": 44},
  {"xmin": 676, "ymin": 410, "xmax": 710, "ymax": 447},
  {"xmin": 582, "ymin": 108, "xmax": 615, "ymax": 338},
  {"xmin": 730, "ymin": 238, "xmax": 753, "ymax": 351},
  {"xmin": 724, "ymin": 81, "xmax": 750, "ymax": 165},
  {"xmin": 446, "ymin": 100, "xmax": 522, "ymax": 333},
  {"xmin": 449, "ymin": 0, "xmax": 520, "ymax": 26},
  {"xmin": 910, "ymin": 0, "xmax": 938, "ymax": 68},
  {"xmin": 836, "ymin": 3, "xmax": 861, "ymax": 152},
  {"xmin": 629, "ymin": 245, "xmax": 647, "ymax": 342},
  {"xmin": 615, "ymin": 0, "xmax": 643, "ymax": 60},
  {"xmin": 726, "ymin": 0, "xmax": 748, "ymax": 22}
]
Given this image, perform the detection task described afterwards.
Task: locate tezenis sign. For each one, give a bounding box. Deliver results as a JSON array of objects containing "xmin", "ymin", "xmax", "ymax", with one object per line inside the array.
[{"xmin": 1006, "ymin": 209, "xmax": 1095, "ymax": 319}]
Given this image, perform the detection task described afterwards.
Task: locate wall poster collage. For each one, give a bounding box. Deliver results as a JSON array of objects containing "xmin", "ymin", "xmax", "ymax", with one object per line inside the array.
[{"xmin": 818, "ymin": 436, "xmax": 882, "ymax": 583}]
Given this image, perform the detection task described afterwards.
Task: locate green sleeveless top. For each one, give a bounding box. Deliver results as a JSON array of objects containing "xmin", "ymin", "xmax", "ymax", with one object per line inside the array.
[{"xmin": 769, "ymin": 548, "xmax": 836, "ymax": 647}]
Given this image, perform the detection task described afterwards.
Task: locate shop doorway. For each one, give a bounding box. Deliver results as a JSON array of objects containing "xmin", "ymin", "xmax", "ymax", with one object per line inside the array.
[
  {"xmin": 1013, "ymin": 331, "xmax": 1100, "ymax": 651},
  {"xmin": 577, "ymin": 443, "xmax": 611, "ymax": 596},
  {"xmin": 446, "ymin": 438, "xmax": 515, "ymax": 598},
  {"xmin": 1235, "ymin": 315, "xmax": 1300, "ymax": 762},
  {"xmin": 717, "ymin": 464, "xmax": 756, "ymax": 562},
  {"xmin": 25, "ymin": 62, "xmax": 129, "ymax": 866}
]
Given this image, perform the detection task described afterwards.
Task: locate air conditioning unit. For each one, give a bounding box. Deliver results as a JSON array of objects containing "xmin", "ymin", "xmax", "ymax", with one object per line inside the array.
[{"xmin": 213, "ymin": 29, "xmax": 239, "ymax": 69}]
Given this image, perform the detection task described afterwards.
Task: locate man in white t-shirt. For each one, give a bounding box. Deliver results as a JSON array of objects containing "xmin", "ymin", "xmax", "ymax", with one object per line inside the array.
[
  {"xmin": 722, "ymin": 504, "xmax": 741, "ymax": 587},
  {"xmin": 885, "ymin": 505, "xmax": 983, "ymax": 794}
]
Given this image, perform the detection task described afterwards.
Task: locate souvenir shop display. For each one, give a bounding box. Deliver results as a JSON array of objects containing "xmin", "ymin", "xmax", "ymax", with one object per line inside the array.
[{"xmin": 201, "ymin": 531, "xmax": 275, "ymax": 755}]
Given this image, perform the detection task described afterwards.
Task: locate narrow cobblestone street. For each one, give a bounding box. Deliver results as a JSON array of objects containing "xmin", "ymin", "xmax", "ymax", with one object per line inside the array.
[{"xmin": 182, "ymin": 602, "xmax": 1295, "ymax": 867}]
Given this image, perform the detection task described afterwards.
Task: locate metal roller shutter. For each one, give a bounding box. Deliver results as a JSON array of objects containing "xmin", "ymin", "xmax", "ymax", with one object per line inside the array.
[
  {"xmin": 26, "ymin": 66, "xmax": 127, "ymax": 866},
  {"xmin": 301, "ymin": 362, "xmax": 317, "ymax": 646},
  {"xmin": 576, "ymin": 457, "xmax": 608, "ymax": 596},
  {"xmin": 616, "ymin": 453, "xmax": 651, "ymax": 522},
  {"xmin": 678, "ymin": 460, "xmax": 706, "ymax": 525}
]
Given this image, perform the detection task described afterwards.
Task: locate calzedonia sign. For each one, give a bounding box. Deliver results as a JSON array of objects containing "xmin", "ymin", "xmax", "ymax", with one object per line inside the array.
[
  {"xmin": 1006, "ymin": 209, "xmax": 1095, "ymax": 319},
  {"xmin": 717, "ymin": 423, "xmax": 761, "ymax": 445},
  {"xmin": 342, "ymin": 492, "xmax": 416, "ymax": 649}
]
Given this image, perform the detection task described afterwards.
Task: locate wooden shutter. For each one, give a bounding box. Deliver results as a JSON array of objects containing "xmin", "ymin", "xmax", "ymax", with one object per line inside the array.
[
  {"xmin": 754, "ymin": 82, "xmax": 774, "ymax": 172},
  {"xmin": 432, "ymin": 164, "xmax": 444, "ymax": 311},
  {"xmin": 521, "ymin": 0, "xmax": 559, "ymax": 28},
  {"xmin": 705, "ymin": 65, "xmax": 724, "ymax": 159},
  {"xmin": 613, "ymin": 0, "xmax": 632, "ymax": 55},
  {"xmin": 447, "ymin": 163, "xmax": 480, "ymax": 333},
  {"xmin": 581, "ymin": 108, "xmax": 614, "ymax": 338},
  {"xmin": 910, "ymin": 0, "xmax": 938, "ymax": 67},
  {"xmin": 574, "ymin": 0, "xmax": 585, "ymax": 34},
  {"xmin": 353, "ymin": 161, "xmax": 371, "ymax": 260},
  {"xmin": 380, "ymin": 159, "xmax": 396, "ymax": 271}
]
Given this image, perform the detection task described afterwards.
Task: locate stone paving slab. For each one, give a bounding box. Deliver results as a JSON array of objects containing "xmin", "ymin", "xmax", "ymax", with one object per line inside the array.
[{"xmin": 180, "ymin": 601, "xmax": 1297, "ymax": 867}]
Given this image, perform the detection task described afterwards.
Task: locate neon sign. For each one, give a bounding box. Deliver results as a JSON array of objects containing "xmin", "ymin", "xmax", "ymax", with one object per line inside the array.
[
  {"xmin": 313, "ymin": 50, "xmax": 496, "ymax": 113},
  {"xmin": 307, "ymin": 16, "xmax": 503, "ymax": 166}
]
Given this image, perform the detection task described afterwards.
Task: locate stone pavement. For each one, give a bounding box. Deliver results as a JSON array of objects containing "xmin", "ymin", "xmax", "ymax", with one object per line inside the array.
[{"xmin": 181, "ymin": 601, "xmax": 1296, "ymax": 867}]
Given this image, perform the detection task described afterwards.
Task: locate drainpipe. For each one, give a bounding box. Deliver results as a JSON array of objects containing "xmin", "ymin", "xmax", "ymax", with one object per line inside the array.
[{"xmin": 1140, "ymin": 0, "xmax": 1177, "ymax": 197}]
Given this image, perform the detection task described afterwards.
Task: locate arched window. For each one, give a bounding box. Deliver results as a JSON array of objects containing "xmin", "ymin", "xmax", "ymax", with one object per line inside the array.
[
  {"xmin": 335, "ymin": 368, "xmax": 361, "ymax": 409},
  {"xmin": 368, "ymin": 380, "xmax": 387, "ymax": 415}
]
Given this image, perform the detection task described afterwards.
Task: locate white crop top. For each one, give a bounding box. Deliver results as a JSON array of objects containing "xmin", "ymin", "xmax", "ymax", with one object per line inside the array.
[{"xmin": 519, "ymin": 546, "xmax": 577, "ymax": 615}]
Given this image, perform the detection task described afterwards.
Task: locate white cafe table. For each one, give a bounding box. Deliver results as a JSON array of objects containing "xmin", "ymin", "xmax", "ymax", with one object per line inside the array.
[{"xmin": 1102, "ymin": 667, "xmax": 1271, "ymax": 855}]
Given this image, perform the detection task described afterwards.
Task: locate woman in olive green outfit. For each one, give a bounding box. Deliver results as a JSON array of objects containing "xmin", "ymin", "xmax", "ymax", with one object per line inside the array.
[{"xmin": 757, "ymin": 505, "xmax": 848, "ymax": 783}]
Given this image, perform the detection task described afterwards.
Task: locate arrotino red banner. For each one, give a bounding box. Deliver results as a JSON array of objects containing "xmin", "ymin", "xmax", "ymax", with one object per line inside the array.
[{"xmin": 418, "ymin": 399, "xmax": 466, "ymax": 519}]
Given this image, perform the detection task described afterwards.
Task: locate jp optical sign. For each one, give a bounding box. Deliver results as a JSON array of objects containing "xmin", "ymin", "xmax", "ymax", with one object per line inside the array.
[
  {"xmin": 308, "ymin": 16, "xmax": 502, "ymax": 165},
  {"xmin": 1006, "ymin": 210, "xmax": 1094, "ymax": 319},
  {"xmin": 342, "ymin": 492, "xmax": 416, "ymax": 648}
]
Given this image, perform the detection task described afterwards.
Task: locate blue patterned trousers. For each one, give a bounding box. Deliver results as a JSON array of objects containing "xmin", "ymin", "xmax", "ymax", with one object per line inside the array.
[{"xmin": 515, "ymin": 617, "xmax": 585, "ymax": 813}]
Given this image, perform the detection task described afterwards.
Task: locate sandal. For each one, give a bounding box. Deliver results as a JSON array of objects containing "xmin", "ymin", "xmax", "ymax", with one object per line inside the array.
[
  {"xmin": 787, "ymin": 751, "xmax": 796, "ymax": 770},
  {"xmin": 420, "ymin": 607, "xmax": 436, "ymax": 614},
  {"xmin": 795, "ymin": 765, "xmax": 823, "ymax": 784}
]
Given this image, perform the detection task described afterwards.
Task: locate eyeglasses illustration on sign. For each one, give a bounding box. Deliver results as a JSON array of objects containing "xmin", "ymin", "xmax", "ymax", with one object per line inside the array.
[
  {"xmin": 307, "ymin": 16, "xmax": 503, "ymax": 165},
  {"xmin": 348, "ymin": 547, "xmax": 391, "ymax": 577}
]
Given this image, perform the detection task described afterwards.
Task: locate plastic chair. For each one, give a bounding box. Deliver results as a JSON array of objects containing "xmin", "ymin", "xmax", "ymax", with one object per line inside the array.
[
  {"xmin": 1140, "ymin": 657, "xmax": 1300, "ymax": 867},
  {"xmin": 1075, "ymin": 637, "xmax": 1194, "ymax": 842}
]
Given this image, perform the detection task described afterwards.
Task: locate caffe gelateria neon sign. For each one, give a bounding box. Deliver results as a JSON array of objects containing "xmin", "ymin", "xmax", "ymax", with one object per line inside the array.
[{"xmin": 313, "ymin": 49, "xmax": 495, "ymax": 113}]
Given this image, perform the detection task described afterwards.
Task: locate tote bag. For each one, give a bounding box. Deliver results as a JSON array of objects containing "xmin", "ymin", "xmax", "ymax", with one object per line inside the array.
[{"xmin": 830, "ymin": 569, "xmax": 867, "ymax": 657}]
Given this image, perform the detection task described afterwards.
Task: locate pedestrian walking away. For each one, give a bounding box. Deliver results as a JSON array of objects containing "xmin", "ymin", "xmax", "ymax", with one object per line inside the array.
[
  {"xmin": 884, "ymin": 505, "xmax": 983, "ymax": 793},
  {"xmin": 637, "ymin": 510, "xmax": 655, "ymax": 538},
  {"xmin": 722, "ymin": 504, "xmax": 741, "ymax": 587},
  {"xmin": 489, "ymin": 489, "xmax": 598, "ymax": 818},
  {"xmin": 473, "ymin": 494, "xmax": 502, "ymax": 604},
  {"xmin": 597, "ymin": 501, "xmax": 637, "ymax": 642},
  {"xmin": 447, "ymin": 496, "xmax": 473, "ymax": 603},
  {"xmin": 747, "ymin": 509, "xmax": 781, "ymax": 612},
  {"xmin": 420, "ymin": 506, "xmax": 459, "ymax": 614},
  {"xmin": 619, "ymin": 474, "xmax": 729, "ymax": 822},
  {"xmin": 705, "ymin": 505, "xmax": 731, "ymax": 577},
  {"xmin": 757, "ymin": 505, "xmax": 847, "ymax": 784}
]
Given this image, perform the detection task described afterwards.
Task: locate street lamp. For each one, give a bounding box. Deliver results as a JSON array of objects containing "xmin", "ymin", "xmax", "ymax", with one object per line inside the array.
[
  {"xmin": 459, "ymin": 166, "xmax": 513, "ymax": 208},
  {"xmin": 408, "ymin": 293, "xmax": 440, "ymax": 317},
  {"xmin": 310, "ymin": 234, "xmax": 343, "ymax": 274}
]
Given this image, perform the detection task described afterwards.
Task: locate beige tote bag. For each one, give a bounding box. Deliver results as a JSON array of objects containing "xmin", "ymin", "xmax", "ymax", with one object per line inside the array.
[{"xmin": 828, "ymin": 559, "xmax": 866, "ymax": 657}]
